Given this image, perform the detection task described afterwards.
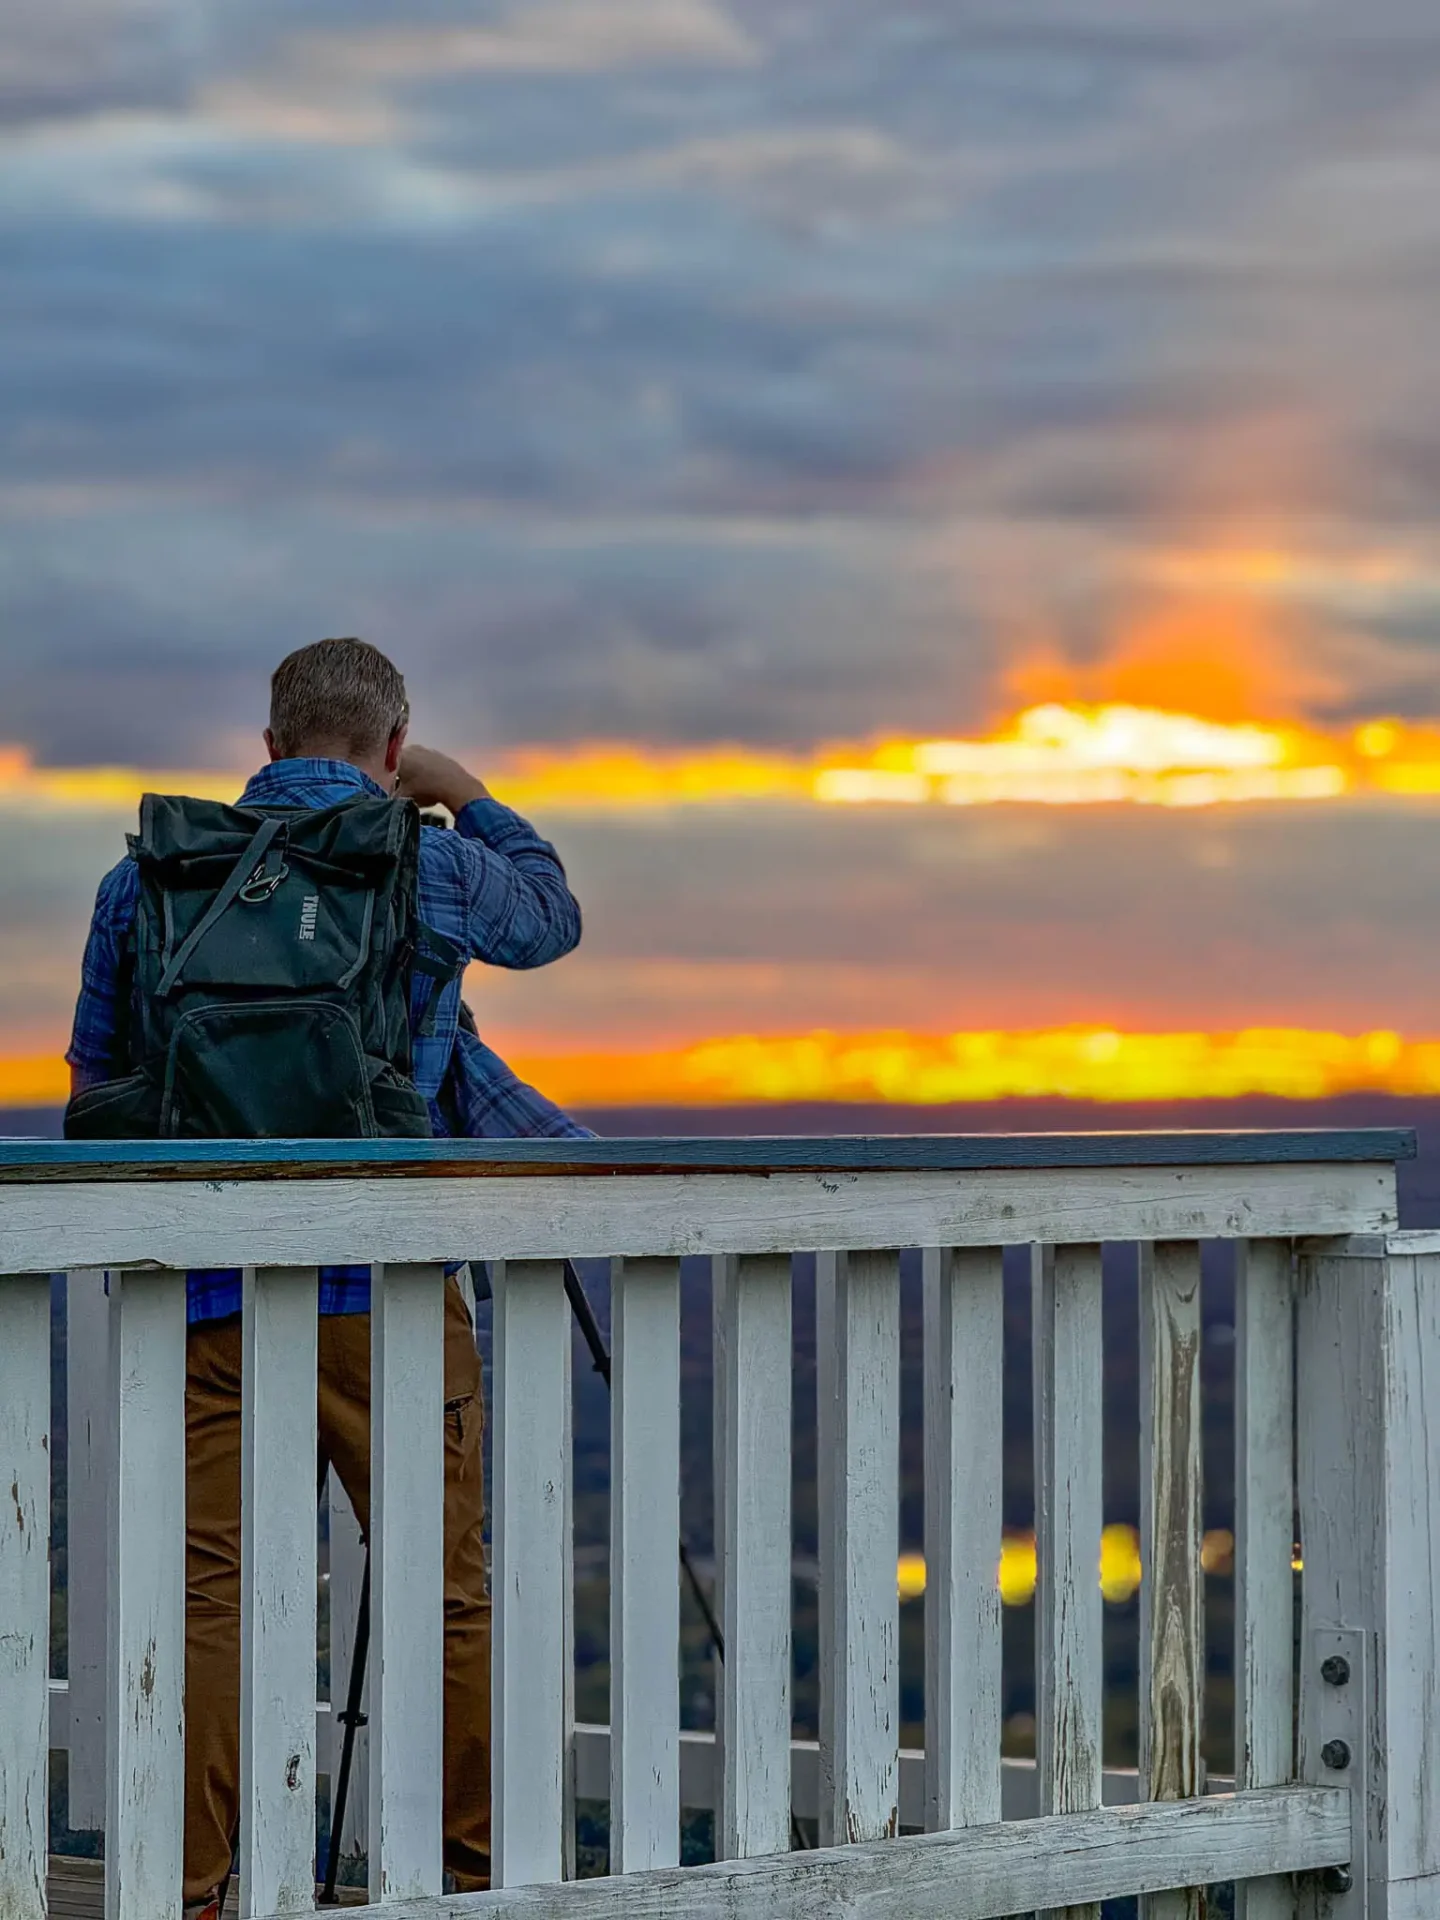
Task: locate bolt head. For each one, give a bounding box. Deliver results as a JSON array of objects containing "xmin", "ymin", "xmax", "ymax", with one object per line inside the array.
[
  {"xmin": 1321, "ymin": 1738, "xmax": 1352, "ymax": 1771},
  {"xmin": 1322, "ymin": 1865, "xmax": 1355, "ymax": 1894},
  {"xmin": 1321, "ymin": 1654, "xmax": 1352, "ymax": 1687}
]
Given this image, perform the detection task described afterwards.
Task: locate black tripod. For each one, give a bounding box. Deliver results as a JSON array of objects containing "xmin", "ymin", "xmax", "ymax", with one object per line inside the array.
[{"xmin": 320, "ymin": 1258, "xmax": 741, "ymax": 1903}]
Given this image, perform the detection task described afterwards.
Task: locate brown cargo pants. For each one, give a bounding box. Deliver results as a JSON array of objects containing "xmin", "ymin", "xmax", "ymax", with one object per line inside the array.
[{"xmin": 182, "ymin": 1279, "xmax": 492, "ymax": 1902}]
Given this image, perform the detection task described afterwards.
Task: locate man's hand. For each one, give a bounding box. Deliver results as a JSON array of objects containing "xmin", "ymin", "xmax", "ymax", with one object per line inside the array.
[{"xmin": 397, "ymin": 745, "xmax": 490, "ymax": 813}]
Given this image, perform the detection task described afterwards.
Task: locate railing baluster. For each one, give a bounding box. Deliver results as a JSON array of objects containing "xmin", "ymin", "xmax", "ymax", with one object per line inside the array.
[
  {"xmin": 1139, "ymin": 1242, "xmax": 1204, "ymax": 1920},
  {"xmin": 711, "ymin": 1255, "xmax": 732, "ymax": 1817},
  {"xmin": 327, "ymin": 1469, "xmax": 370, "ymax": 1865},
  {"xmin": 610, "ymin": 1256, "xmax": 681, "ymax": 1871},
  {"xmin": 106, "ymin": 1269, "xmax": 187, "ymax": 1920},
  {"xmin": 719, "ymin": 1252, "xmax": 792, "ymax": 1860},
  {"xmin": 561, "ymin": 1299, "xmax": 578, "ymax": 1888},
  {"xmin": 1033, "ymin": 1243, "xmax": 1104, "ymax": 1920},
  {"xmin": 492, "ymin": 1259, "xmax": 572, "ymax": 1888},
  {"xmin": 1234, "ymin": 1240, "xmax": 1295, "ymax": 1920},
  {"xmin": 369, "ymin": 1262, "xmax": 445, "ymax": 1904},
  {"xmin": 239, "ymin": 1266, "xmax": 319, "ymax": 1916},
  {"xmin": 922, "ymin": 1246, "xmax": 1003, "ymax": 1832},
  {"xmin": 66, "ymin": 1268, "xmax": 110, "ymax": 1833},
  {"xmin": 818, "ymin": 1248, "xmax": 900, "ymax": 1847},
  {"xmin": 0, "ymin": 1272, "xmax": 51, "ymax": 1920}
]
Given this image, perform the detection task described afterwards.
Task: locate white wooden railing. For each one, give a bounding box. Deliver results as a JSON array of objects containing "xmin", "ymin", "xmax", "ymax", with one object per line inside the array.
[{"xmin": 2, "ymin": 1129, "xmax": 1437, "ymax": 1919}]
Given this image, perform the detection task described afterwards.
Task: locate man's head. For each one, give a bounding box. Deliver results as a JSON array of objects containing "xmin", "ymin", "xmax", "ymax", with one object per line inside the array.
[{"xmin": 266, "ymin": 637, "xmax": 410, "ymax": 788}]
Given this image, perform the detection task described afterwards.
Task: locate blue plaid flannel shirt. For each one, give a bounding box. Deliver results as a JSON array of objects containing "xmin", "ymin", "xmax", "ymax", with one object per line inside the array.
[{"xmin": 67, "ymin": 758, "xmax": 592, "ymax": 1322}]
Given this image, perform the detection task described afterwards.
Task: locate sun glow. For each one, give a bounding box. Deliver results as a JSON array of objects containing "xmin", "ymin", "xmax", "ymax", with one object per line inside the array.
[
  {"xmin": 2, "ymin": 702, "xmax": 1440, "ymax": 818},
  {"xmin": 5, "ymin": 701, "xmax": 1440, "ymax": 816},
  {"xmin": 457, "ymin": 704, "xmax": 1440, "ymax": 812},
  {"xmin": 811, "ymin": 703, "xmax": 1350, "ymax": 810},
  {"xmin": 480, "ymin": 703, "xmax": 1440, "ymax": 812}
]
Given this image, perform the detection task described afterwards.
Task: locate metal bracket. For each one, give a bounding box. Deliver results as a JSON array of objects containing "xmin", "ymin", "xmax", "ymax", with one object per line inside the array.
[{"xmin": 1306, "ymin": 1627, "xmax": 1368, "ymax": 1917}]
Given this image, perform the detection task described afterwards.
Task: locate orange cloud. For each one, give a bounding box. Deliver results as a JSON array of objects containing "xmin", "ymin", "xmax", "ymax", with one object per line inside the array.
[
  {"xmin": 8, "ymin": 1028, "xmax": 1440, "ymax": 1112},
  {"xmin": 1006, "ymin": 589, "xmax": 1343, "ymax": 727},
  {"xmin": 0, "ymin": 749, "xmax": 238, "ymax": 812}
]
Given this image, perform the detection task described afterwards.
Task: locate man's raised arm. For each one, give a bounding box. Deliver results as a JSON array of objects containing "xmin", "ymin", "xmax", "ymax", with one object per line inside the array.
[{"xmin": 398, "ymin": 743, "xmax": 583, "ymax": 969}]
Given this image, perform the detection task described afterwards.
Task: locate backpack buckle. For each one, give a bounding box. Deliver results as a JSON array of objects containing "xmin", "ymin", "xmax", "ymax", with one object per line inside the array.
[{"xmin": 238, "ymin": 861, "xmax": 289, "ymax": 905}]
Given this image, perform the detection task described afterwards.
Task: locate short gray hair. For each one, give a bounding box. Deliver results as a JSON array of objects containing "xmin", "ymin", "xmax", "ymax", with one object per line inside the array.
[{"xmin": 269, "ymin": 638, "xmax": 409, "ymax": 761}]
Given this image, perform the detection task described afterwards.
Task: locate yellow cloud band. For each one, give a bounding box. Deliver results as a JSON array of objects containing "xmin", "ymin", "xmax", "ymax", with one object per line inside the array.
[
  {"xmin": 8, "ymin": 702, "xmax": 1440, "ymax": 816},
  {"xmin": 6, "ymin": 1025, "xmax": 1438, "ymax": 1109},
  {"xmin": 498, "ymin": 1025, "xmax": 1434, "ymax": 1106}
]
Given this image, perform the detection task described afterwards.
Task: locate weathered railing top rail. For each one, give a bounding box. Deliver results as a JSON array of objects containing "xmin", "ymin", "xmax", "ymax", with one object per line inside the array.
[
  {"xmin": 0, "ymin": 1128, "xmax": 1413, "ymax": 1274},
  {"xmin": 0, "ymin": 1126, "xmax": 1417, "ymax": 1179}
]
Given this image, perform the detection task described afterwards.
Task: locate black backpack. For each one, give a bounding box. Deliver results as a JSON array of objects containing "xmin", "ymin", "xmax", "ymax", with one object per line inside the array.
[{"xmin": 65, "ymin": 792, "xmax": 452, "ymax": 1140}]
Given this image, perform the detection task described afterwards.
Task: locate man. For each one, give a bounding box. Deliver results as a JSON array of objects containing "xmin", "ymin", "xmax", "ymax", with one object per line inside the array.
[{"xmin": 67, "ymin": 637, "xmax": 583, "ymax": 1914}]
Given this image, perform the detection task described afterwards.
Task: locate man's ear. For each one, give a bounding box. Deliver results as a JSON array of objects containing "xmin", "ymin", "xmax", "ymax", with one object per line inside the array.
[
  {"xmin": 385, "ymin": 721, "xmax": 408, "ymax": 776},
  {"xmin": 264, "ymin": 728, "xmax": 281, "ymax": 763}
]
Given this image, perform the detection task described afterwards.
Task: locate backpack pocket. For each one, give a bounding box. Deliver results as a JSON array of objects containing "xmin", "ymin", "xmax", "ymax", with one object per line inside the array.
[
  {"xmin": 64, "ymin": 1070, "xmax": 163, "ymax": 1140},
  {"xmin": 368, "ymin": 1064, "xmax": 434, "ymax": 1139},
  {"xmin": 160, "ymin": 999, "xmax": 377, "ymax": 1138},
  {"xmin": 161, "ymin": 865, "xmax": 376, "ymax": 996}
]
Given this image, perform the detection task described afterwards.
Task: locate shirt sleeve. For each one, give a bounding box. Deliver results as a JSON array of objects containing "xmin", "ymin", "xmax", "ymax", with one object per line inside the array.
[
  {"xmin": 447, "ymin": 1025, "xmax": 597, "ymax": 1139},
  {"xmin": 441, "ymin": 796, "xmax": 583, "ymax": 970},
  {"xmin": 65, "ymin": 858, "xmax": 141, "ymax": 1085}
]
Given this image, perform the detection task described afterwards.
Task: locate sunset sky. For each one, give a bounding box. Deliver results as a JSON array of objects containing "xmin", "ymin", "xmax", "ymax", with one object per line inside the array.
[{"xmin": 5, "ymin": 1, "xmax": 1440, "ymax": 1108}]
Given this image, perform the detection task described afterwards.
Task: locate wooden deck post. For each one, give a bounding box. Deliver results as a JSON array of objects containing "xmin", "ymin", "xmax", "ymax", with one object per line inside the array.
[
  {"xmin": 1138, "ymin": 1242, "xmax": 1204, "ymax": 1920},
  {"xmin": 1297, "ymin": 1233, "xmax": 1440, "ymax": 1919},
  {"xmin": 1032, "ymin": 1242, "xmax": 1104, "ymax": 1920},
  {"xmin": 1234, "ymin": 1239, "xmax": 1296, "ymax": 1920}
]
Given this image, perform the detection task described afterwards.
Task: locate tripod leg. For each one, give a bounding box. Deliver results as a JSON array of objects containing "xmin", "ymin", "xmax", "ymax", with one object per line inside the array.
[{"xmin": 321, "ymin": 1557, "xmax": 371, "ymax": 1903}]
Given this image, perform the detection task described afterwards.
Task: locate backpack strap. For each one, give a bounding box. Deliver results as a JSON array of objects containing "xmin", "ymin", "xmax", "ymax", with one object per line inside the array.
[
  {"xmin": 155, "ymin": 814, "xmax": 288, "ymax": 998},
  {"xmin": 411, "ymin": 924, "xmax": 466, "ymax": 1037}
]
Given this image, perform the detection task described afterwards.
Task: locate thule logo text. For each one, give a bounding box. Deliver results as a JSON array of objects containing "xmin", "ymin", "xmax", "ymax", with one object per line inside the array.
[{"xmin": 298, "ymin": 896, "xmax": 319, "ymax": 942}]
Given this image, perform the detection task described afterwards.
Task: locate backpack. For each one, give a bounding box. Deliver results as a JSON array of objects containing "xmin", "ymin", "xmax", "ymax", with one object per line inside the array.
[{"xmin": 65, "ymin": 791, "xmax": 450, "ymax": 1140}]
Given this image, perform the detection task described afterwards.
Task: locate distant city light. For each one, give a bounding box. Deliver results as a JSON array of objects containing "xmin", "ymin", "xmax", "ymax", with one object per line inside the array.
[{"xmin": 897, "ymin": 1526, "xmax": 1252, "ymax": 1605}]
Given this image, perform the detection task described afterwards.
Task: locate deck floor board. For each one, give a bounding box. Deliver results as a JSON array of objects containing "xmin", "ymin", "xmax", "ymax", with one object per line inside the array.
[{"xmin": 47, "ymin": 1856, "xmax": 368, "ymax": 1915}]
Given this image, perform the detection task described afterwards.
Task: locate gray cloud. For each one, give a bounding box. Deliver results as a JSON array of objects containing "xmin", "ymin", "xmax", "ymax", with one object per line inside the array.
[{"xmin": 3, "ymin": 0, "xmax": 1440, "ymax": 761}]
